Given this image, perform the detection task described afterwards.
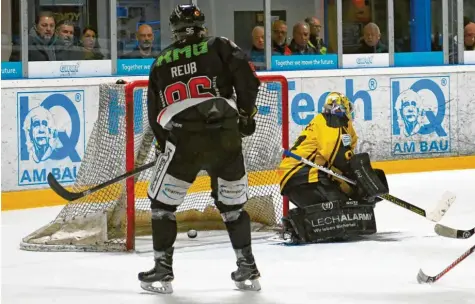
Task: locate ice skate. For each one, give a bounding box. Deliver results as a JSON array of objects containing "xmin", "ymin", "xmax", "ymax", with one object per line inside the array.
[
  {"xmin": 138, "ymin": 247, "xmax": 174, "ymax": 294},
  {"xmin": 268, "ymin": 217, "xmax": 300, "ymax": 244},
  {"xmin": 231, "ymin": 245, "xmax": 261, "ymax": 291}
]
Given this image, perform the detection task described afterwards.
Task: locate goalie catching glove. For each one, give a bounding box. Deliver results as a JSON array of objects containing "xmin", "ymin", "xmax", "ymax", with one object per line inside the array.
[
  {"xmin": 238, "ymin": 106, "xmax": 257, "ymax": 137},
  {"xmin": 349, "ymin": 153, "xmax": 389, "ymax": 203}
]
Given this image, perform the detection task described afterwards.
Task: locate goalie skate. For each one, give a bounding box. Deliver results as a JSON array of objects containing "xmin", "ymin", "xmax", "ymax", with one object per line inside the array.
[
  {"xmin": 267, "ymin": 217, "xmax": 301, "ymax": 245},
  {"xmin": 267, "ymin": 232, "xmax": 295, "ymax": 244}
]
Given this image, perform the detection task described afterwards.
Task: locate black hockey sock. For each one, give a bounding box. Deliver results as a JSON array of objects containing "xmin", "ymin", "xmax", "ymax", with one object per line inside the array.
[
  {"xmin": 223, "ymin": 210, "xmax": 252, "ymax": 250},
  {"xmin": 151, "ymin": 209, "xmax": 177, "ymax": 252}
]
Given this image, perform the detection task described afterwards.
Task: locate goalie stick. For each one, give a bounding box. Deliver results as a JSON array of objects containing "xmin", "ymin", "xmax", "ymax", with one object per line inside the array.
[
  {"xmin": 47, "ymin": 161, "xmax": 155, "ymax": 201},
  {"xmin": 283, "ymin": 150, "xmax": 456, "ymax": 222},
  {"xmin": 434, "ymin": 224, "xmax": 475, "ymax": 239},
  {"xmin": 417, "ymin": 243, "xmax": 475, "ymax": 283}
]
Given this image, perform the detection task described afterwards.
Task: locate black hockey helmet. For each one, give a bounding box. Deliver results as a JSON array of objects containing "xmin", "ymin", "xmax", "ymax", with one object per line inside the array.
[{"xmin": 169, "ymin": 4, "xmax": 205, "ymax": 41}]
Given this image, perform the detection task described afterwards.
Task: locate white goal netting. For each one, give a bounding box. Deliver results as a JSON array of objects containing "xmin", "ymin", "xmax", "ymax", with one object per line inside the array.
[{"xmin": 20, "ymin": 76, "xmax": 289, "ymax": 252}]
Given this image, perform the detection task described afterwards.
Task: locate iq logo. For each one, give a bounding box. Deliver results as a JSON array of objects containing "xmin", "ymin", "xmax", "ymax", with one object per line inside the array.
[
  {"xmin": 390, "ymin": 76, "xmax": 450, "ymax": 155},
  {"xmin": 17, "ymin": 90, "xmax": 85, "ymax": 186}
]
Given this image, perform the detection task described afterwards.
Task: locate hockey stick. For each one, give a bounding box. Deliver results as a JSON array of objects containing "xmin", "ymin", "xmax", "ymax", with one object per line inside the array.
[
  {"xmin": 283, "ymin": 150, "xmax": 456, "ymax": 222},
  {"xmin": 417, "ymin": 243, "xmax": 475, "ymax": 283},
  {"xmin": 47, "ymin": 161, "xmax": 155, "ymax": 201},
  {"xmin": 434, "ymin": 224, "xmax": 475, "ymax": 239}
]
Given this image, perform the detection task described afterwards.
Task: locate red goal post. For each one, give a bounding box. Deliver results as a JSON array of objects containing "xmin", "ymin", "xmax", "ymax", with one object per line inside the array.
[{"xmin": 20, "ymin": 75, "xmax": 289, "ymax": 252}]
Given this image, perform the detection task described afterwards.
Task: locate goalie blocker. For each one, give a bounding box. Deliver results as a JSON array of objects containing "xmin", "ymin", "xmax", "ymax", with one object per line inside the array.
[{"xmin": 283, "ymin": 153, "xmax": 389, "ymax": 243}]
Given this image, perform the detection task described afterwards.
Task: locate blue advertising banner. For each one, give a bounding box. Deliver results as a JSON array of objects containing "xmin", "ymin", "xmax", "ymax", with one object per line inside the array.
[
  {"xmin": 394, "ymin": 52, "xmax": 444, "ymax": 67},
  {"xmin": 117, "ymin": 59, "xmax": 154, "ymax": 76},
  {"xmin": 2, "ymin": 61, "xmax": 22, "ymax": 79},
  {"xmin": 271, "ymin": 54, "xmax": 338, "ymax": 71}
]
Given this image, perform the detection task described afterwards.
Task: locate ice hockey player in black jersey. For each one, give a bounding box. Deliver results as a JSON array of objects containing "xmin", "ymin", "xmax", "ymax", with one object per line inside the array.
[{"xmin": 138, "ymin": 4, "xmax": 261, "ymax": 294}]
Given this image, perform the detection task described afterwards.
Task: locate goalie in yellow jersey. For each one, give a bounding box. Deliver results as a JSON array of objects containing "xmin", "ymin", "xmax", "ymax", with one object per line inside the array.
[{"xmin": 279, "ymin": 92, "xmax": 389, "ymax": 244}]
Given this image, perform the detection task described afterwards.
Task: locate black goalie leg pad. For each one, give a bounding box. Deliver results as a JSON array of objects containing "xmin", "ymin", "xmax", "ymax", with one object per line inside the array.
[
  {"xmin": 222, "ymin": 209, "xmax": 252, "ymax": 250},
  {"xmin": 288, "ymin": 201, "xmax": 377, "ymax": 243},
  {"xmin": 373, "ymin": 169, "xmax": 389, "ymax": 203},
  {"xmin": 349, "ymin": 153, "xmax": 389, "ymax": 200}
]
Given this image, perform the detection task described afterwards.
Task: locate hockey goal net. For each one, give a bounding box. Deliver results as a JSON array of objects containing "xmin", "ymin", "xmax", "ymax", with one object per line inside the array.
[{"xmin": 20, "ymin": 75, "xmax": 289, "ymax": 252}]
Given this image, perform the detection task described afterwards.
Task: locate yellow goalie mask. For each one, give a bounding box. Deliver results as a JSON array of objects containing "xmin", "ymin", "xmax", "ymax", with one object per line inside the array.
[{"xmin": 322, "ymin": 92, "xmax": 354, "ymax": 121}]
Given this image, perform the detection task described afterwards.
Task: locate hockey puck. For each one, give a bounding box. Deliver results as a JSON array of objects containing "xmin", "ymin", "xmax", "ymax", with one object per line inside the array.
[{"xmin": 187, "ymin": 229, "xmax": 198, "ymax": 239}]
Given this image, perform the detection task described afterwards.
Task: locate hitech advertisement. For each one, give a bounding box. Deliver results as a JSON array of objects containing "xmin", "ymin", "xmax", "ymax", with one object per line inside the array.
[
  {"xmin": 285, "ymin": 74, "xmax": 453, "ymax": 160},
  {"xmin": 17, "ymin": 90, "xmax": 85, "ymax": 186},
  {"xmin": 390, "ymin": 76, "xmax": 451, "ymax": 156},
  {"xmin": 1, "ymin": 69, "xmax": 470, "ymax": 194}
]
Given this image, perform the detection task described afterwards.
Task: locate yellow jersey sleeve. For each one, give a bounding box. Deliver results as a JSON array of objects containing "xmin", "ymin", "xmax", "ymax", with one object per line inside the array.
[{"xmin": 279, "ymin": 114, "xmax": 357, "ymax": 193}]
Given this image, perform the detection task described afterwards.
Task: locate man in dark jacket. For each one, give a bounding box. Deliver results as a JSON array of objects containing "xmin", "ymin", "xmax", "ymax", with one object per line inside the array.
[
  {"xmin": 29, "ymin": 11, "xmax": 57, "ymax": 61},
  {"xmin": 355, "ymin": 23, "xmax": 388, "ymax": 54},
  {"xmin": 55, "ymin": 20, "xmax": 84, "ymax": 61},
  {"xmin": 288, "ymin": 22, "xmax": 318, "ymax": 55},
  {"xmin": 304, "ymin": 16, "xmax": 327, "ymax": 54},
  {"xmin": 121, "ymin": 24, "xmax": 159, "ymax": 59},
  {"xmin": 271, "ymin": 20, "xmax": 292, "ymax": 55}
]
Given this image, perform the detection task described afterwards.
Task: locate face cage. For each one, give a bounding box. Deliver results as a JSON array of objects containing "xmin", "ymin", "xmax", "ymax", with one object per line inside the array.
[{"xmin": 329, "ymin": 102, "xmax": 352, "ymax": 119}]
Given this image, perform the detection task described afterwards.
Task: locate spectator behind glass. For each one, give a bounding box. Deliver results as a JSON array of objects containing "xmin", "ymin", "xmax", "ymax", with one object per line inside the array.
[
  {"xmin": 55, "ymin": 20, "xmax": 84, "ymax": 61},
  {"xmin": 304, "ymin": 16, "xmax": 327, "ymax": 54},
  {"xmin": 288, "ymin": 22, "xmax": 318, "ymax": 55},
  {"xmin": 2, "ymin": 32, "xmax": 13, "ymax": 61},
  {"xmin": 464, "ymin": 16, "xmax": 472, "ymax": 27},
  {"xmin": 10, "ymin": 11, "xmax": 57, "ymax": 61},
  {"xmin": 464, "ymin": 22, "xmax": 475, "ymax": 50},
  {"xmin": 272, "ymin": 20, "xmax": 292, "ymax": 55},
  {"xmin": 80, "ymin": 26, "xmax": 105, "ymax": 60},
  {"xmin": 355, "ymin": 22, "xmax": 388, "ymax": 54},
  {"xmin": 248, "ymin": 26, "xmax": 265, "ymax": 70},
  {"xmin": 449, "ymin": 21, "xmax": 475, "ymax": 62},
  {"xmin": 121, "ymin": 24, "xmax": 158, "ymax": 59}
]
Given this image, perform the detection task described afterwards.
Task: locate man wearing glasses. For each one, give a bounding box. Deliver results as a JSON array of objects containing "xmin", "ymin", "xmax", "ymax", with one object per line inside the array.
[
  {"xmin": 305, "ymin": 16, "xmax": 327, "ymax": 54},
  {"xmin": 271, "ymin": 20, "xmax": 292, "ymax": 55}
]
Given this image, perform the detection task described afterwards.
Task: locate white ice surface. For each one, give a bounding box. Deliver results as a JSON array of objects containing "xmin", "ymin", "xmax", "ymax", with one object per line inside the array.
[{"xmin": 2, "ymin": 169, "xmax": 475, "ymax": 304}]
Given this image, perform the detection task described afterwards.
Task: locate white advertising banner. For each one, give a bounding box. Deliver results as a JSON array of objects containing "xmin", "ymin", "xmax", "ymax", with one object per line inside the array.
[
  {"xmin": 28, "ymin": 60, "xmax": 112, "ymax": 78},
  {"xmin": 464, "ymin": 51, "xmax": 475, "ymax": 64},
  {"xmin": 342, "ymin": 53, "xmax": 389, "ymax": 69},
  {"xmin": 287, "ymin": 73, "xmax": 459, "ymax": 160},
  {"xmin": 456, "ymin": 71, "xmax": 475, "ymax": 155},
  {"xmin": 1, "ymin": 86, "xmax": 99, "ymax": 191},
  {"xmin": 1, "ymin": 67, "xmax": 475, "ymax": 192}
]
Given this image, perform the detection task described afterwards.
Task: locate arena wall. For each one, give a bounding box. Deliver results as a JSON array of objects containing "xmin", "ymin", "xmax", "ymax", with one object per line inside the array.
[{"xmin": 2, "ymin": 65, "xmax": 474, "ymax": 210}]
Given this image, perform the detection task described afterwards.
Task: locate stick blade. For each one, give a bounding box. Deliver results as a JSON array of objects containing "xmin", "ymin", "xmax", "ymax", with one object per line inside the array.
[
  {"xmin": 435, "ymin": 224, "xmax": 474, "ymax": 239},
  {"xmin": 47, "ymin": 173, "xmax": 83, "ymax": 201},
  {"xmin": 426, "ymin": 191, "xmax": 456, "ymax": 222},
  {"xmin": 417, "ymin": 269, "xmax": 434, "ymax": 284},
  {"xmin": 434, "ymin": 223, "xmax": 458, "ymax": 239}
]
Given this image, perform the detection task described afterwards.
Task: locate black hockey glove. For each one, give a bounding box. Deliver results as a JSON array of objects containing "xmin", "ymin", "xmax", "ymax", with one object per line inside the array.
[
  {"xmin": 238, "ymin": 106, "xmax": 257, "ymax": 137},
  {"xmin": 349, "ymin": 153, "xmax": 389, "ymax": 202}
]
